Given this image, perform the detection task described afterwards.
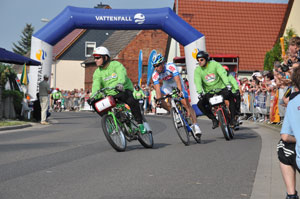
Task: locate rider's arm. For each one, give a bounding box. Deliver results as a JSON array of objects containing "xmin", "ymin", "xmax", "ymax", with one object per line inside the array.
[
  {"xmin": 174, "ymin": 76, "xmax": 183, "ymax": 92},
  {"xmin": 154, "ymin": 84, "xmax": 162, "ymax": 100},
  {"xmin": 216, "ymin": 64, "xmax": 230, "ymax": 86},
  {"xmin": 133, "ymin": 90, "xmax": 137, "ymax": 99},
  {"xmin": 194, "ymin": 67, "xmax": 204, "ymax": 94},
  {"xmin": 91, "ymin": 69, "xmax": 102, "ymax": 99},
  {"xmin": 141, "ymin": 90, "xmax": 145, "ymax": 98},
  {"xmin": 152, "ymin": 71, "xmax": 162, "ymax": 99},
  {"xmin": 229, "ymin": 75, "xmax": 239, "ymax": 93},
  {"xmin": 114, "ymin": 61, "xmax": 127, "ymax": 86}
]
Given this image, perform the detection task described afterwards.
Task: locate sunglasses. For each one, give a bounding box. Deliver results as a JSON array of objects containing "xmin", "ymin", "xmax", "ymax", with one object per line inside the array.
[
  {"xmin": 94, "ymin": 56, "xmax": 103, "ymax": 60},
  {"xmin": 154, "ymin": 63, "xmax": 162, "ymax": 68},
  {"xmin": 198, "ymin": 58, "xmax": 205, "ymax": 62}
]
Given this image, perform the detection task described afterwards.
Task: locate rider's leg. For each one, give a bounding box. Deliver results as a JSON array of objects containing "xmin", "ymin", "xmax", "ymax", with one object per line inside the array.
[
  {"xmin": 221, "ymin": 90, "xmax": 237, "ymax": 125},
  {"xmin": 114, "ymin": 90, "xmax": 145, "ymax": 132},
  {"xmin": 234, "ymin": 92, "xmax": 241, "ymax": 115},
  {"xmin": 181, "ymin": 98, "xmax": 196, "ymax": 123},
  {"xmin": 197, "ymin": 95, "xmax": 218, "ymax": 129},
  {"xmin": 160, "ymin": 100, "xmax": 171, "ymax": 112},
  {"xmin": 181, "ymin": 98, "xmax": 201, "ymax": 135}
]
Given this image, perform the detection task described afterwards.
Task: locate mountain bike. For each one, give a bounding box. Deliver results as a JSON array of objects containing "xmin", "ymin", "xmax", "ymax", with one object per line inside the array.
[
  {"xmin": 156, "ymin": 88, "xmax": 201, "ymax": 145},
  {"xmin": 89, "ymin": 87, "xmax": 154, "ymax": 152},
  {"xmin": 208, "ymin": 89, "xmax": 234, "ymax": 140}
]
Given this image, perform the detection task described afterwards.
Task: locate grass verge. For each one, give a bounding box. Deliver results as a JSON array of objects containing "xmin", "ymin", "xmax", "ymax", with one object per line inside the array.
[{"xmin": 0, "ymin": 120, "xmax": 29, "ymax": 127}]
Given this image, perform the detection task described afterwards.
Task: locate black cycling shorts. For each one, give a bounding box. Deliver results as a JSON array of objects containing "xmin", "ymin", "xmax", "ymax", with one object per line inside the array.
[{"xmin": 277, "ymin": 139, "xmax": 300, "ymax": 172}]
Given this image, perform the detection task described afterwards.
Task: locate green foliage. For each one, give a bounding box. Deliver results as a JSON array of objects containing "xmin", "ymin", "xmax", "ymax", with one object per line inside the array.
[
  {"xmin": 2, "ymin": 90, "xmax": 24, "ymax": 115},
  {"xmin": 263, "ymin": 28, "xmax": 298, "ymax": 71},
  {"xmin": 0, "ymin": 63, "xmax": 16, "ymax": 86},
  {"xmin": 12, "ymin": 23, "xmax": 34, "ymax": 55}
]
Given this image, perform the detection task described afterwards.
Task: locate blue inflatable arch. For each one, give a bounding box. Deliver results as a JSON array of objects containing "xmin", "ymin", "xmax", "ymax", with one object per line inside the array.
[{"xmin": 29, "ymin": 6, "xmax": 206, "ymax": 113}]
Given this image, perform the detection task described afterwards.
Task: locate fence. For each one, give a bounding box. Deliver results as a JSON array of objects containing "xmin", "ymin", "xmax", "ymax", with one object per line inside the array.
[{"xmin": 241, "ymin": 89, "xmax": 283, "ymax": 124}]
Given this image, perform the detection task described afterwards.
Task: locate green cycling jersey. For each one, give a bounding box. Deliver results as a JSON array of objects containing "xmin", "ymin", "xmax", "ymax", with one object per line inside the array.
[
  {"xmin": 133, "ymin": 89, "xmax": 145, "ymax": 99},
  {"xmin": 52, "ymin": 91, "xmax": 62, "ymax": 100},
  {"xmin": 92, "ymin": 60, "xmax": 134, "ymax": 98},
  {"xmin": 228, "ymin": 75, "xmax": 239, "ymax": 94},
  {"xmin": 194, "ymin": 60, "xmax": 230, "ymax": 94}
]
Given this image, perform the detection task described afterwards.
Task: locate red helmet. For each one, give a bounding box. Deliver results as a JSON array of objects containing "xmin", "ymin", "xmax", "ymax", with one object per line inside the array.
[{"xmin": 223, "ymin": 65, "xmax": 229, "ymax": 71}]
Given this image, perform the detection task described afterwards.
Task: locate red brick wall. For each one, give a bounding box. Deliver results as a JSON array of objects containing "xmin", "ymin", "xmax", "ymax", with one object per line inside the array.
[
  {"xmin": 116, "ymin": 30, "xmax": 169, "ymax": 85},
  {"xmin": 84, "ymin": 30, "xmax": 169, "ymax": 90}
]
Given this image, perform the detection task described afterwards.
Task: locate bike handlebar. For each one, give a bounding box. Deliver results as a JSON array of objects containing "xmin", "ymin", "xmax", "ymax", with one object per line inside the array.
[
  {"xmin": 154, "ymin": 87, "xmax": 181, "ymax": 103},
  {"xmin": 89, "ymin": 87, "xmax": 116, "ymax": 100}
]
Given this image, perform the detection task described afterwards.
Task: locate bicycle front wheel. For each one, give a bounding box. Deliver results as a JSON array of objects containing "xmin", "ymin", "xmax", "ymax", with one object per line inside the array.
[
  {"xmin": 101, "ymin": 114, "xmax": 127, "ymax": 152},
  {"xmin": 138, "ymin": 130, "xmax": 154, "ymax": 148},
  {"xmin": 171, "ymin": 107, "xmax": 190, "ymax": 146},
  {"xmin": 217, "ymin": 109, "xmax": 231, "ymax": 141}
]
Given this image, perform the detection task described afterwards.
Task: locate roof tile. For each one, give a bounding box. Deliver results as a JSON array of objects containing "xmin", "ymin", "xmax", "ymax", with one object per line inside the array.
[{"xmin": 178, "ymin": 0, "xmax": 287, "ymax": 71}]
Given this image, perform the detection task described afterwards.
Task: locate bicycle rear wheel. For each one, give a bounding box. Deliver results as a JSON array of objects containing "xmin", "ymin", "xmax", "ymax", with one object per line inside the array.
[
  {"xmin": 171, "ymin": 106, "xmax": 190, "ymax": 146},
  {"xmin": 101, "ymin": 114, "xmax": 127, "ymax": 152}
]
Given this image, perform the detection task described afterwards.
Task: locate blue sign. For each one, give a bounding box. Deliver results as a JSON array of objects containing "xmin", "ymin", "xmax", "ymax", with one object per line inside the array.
[
  {"xmin": 147, "ymin": 50, "xmax": 156, "ymax": 86},
  {"xmin": 138, "ymin": 50, "xmax": 143, "ymax": 86}
]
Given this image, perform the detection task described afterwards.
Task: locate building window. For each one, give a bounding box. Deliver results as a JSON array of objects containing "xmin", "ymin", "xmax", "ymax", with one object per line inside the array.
[
  {"xmin": 142, "ymin": 65, "xmax": 148, "ymax": 74},
  {"xmin": 85, "ymin": 42, "xmax": 96, "ymax": 57}
]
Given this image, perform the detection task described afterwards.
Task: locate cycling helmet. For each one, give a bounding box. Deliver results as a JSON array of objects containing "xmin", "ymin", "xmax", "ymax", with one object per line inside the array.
[
  {"xmin": 152, "ymin": 54, "xmax": 164, "ymax": 66},
  {"xmin": 196, "ymin": 50, "xmax": 209, "ymax": 61},
  {"xmin": 223, "ymin": 65, "xmax": 229, "ymax": 71},
  {"xmin": 135, "ymin": 85, "xmax": 140, "ymax": 90},
  {"xmin": 93, "ymin": 46, "xmax": 110, "ymax": 57}
]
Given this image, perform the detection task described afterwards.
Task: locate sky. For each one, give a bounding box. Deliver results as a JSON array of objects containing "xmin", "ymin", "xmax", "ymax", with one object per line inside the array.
[{"xmin": 0, "ymin": 0, "xmax": 288, "ymax": 52}]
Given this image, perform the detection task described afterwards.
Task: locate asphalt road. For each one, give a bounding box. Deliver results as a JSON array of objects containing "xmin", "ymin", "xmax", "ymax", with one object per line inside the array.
[{"xmin": 0, "ymin": 111, "xmax": 261, "ymax": 199}]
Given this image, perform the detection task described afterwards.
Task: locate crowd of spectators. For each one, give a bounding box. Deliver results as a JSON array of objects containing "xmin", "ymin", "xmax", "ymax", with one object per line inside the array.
[
  {"xmin": 49, "ymin": 88, "xmax": 90, "ymax": 112},
  {"xmin": 239, "ymin": 36, "xmax": 300, "ymax": 125}
]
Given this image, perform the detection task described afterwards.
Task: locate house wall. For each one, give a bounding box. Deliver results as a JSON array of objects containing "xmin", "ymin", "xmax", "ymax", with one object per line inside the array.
[
  {"xmin": 115, "ymin": 30, "xmax": 169, "ymax": 85},
  {"xmin": 285, "ymin": 0, "xmax": 300, "ymax": 35},
  {"xmin": 51, "ymin": 60, "xmax": 85, "ymax": 91},
  {"xmin": 84, "ymin": 30, "xmax": 169, "ymax": 90},
  {"xmin": 58, "ymin": 29, "xmax": 115, "ymax": 61}
]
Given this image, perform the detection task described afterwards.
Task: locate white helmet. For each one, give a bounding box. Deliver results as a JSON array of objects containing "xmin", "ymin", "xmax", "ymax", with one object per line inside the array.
[{"xmin": 93, "ymin": 46, "xmax": 110, "ymax": 57}]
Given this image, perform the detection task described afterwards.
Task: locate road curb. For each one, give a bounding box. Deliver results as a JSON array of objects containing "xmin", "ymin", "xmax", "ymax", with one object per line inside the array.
[{"xmin": 0, "ymin": 123, "xmax": 33, "ymax": 131}]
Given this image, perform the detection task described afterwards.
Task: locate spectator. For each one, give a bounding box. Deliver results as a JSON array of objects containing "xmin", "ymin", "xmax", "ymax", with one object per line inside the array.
[
  {"xmin": 38, "ymin": 75, "xmax": 51, "ymax": 125},
  {"xmin": 277, "ymin": 66, "xmax": 300, "ymax": 199}
]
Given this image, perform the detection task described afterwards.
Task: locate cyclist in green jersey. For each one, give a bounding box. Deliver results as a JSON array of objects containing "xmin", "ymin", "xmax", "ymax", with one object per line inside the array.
[
  {"xmin": 133, "ymin": 85, "xmax": 145, "ymax": 113},
  {"xmin": 223, "ymin": 65, "xmax": 241, "ymax": 116},
  {"xmin": 133, "ymin": 85, "xmax": 145, "ymax": 100},
  {"xmin": 90, "ymin": 46, "xmax": 146, "ymax": 133},
  {"xmin": 51, "ymin": 88, "xmax": 63, "ymax": 108},
  {"xmin": 194, "ymin": 51, "xmax": 238, "ymax": 129}
]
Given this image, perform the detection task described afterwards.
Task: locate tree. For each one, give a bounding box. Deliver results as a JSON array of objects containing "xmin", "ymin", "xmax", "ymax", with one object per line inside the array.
[
  {"xmin": 12, "ymin": 23, "xmax": 34, "ymax": 56},
  {"xmin": 0, "ymin": 64, "xmax": 21, "ymax": 119},
  {"xmin": 263, "ymin": 28, "xmax": 297, "ymax": 71}
]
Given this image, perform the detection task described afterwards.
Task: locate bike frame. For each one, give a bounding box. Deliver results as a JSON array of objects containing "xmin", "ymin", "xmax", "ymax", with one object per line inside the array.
[
  {"xmin": 171, "ymin": 98, "xmax": 193, "ymax": 132},
  {"xmin": 107, "ymin": 104, "xmax": 138, "ymax": 135},
  {"xmin": 212, "ymin": 104, "xmax": 229, "ymax": 126}
]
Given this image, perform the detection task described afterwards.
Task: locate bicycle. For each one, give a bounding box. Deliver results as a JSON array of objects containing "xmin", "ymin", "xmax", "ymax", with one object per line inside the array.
[
  {"xmin": 207, "ymin": 89, "xmax": 234, "ymax": 141},
  {"xmin": 89, "ymin": 87, "xmax": 154, "ymax": 152},
  {"xmin": 155, "ymin": 88, "xmax": 201, "ymax": 146},
  {"xmin": 53, "ymin": 99, "xmax": 62, "ymax": 112}
]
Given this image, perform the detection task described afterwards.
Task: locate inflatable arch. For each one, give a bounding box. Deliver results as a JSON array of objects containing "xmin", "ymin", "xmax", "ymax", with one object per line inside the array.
[{"xmin": 29, "ymin": 6, "xmax": 206, "ymax": 113}]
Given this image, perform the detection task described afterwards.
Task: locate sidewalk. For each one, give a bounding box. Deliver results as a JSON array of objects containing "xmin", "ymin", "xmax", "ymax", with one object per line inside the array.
[{"xmin": 247, "ymin": 120, "xmax": 300, "ymax": 199}]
